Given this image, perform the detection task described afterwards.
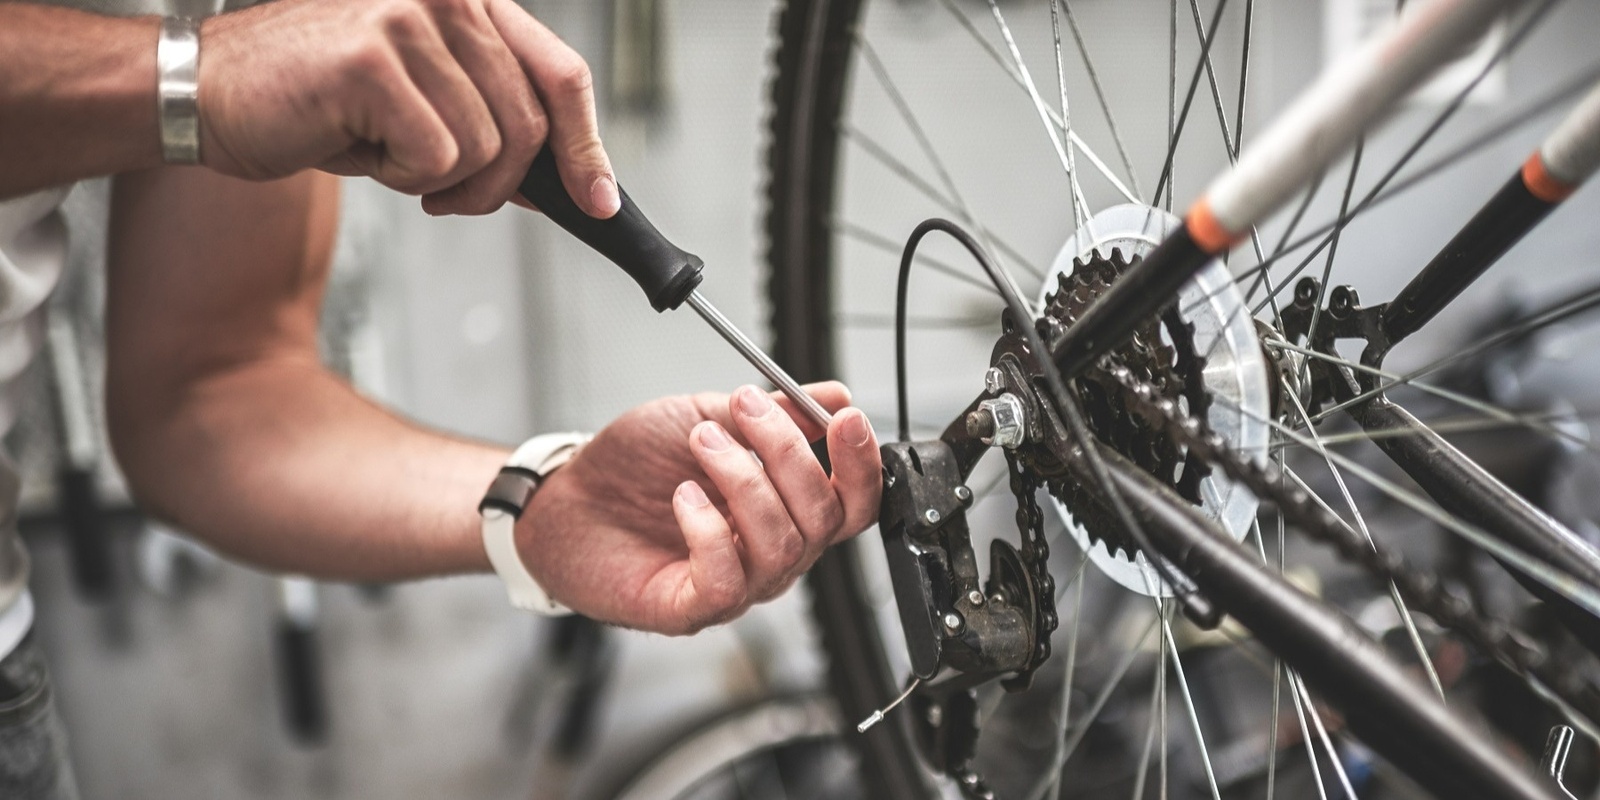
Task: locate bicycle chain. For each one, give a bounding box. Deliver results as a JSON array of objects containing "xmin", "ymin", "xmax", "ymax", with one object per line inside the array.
[
  {"xmin": 1006, "ymin": 449, "xmax": 1058, "ymax": 676},
  {"xmin": 1096, "ymin": 360, "xmax": 1600, "ymax": 724}
]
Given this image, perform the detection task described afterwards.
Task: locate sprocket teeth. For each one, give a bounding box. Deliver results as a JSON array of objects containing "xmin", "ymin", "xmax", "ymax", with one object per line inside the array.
[{"xmin": 1036, "ymin": 248, "xmax": 1212, "ymax": 561}]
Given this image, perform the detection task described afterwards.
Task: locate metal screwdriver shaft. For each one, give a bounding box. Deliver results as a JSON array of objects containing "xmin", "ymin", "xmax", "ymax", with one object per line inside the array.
[
  {"xmin": 516, "ymin": 147, "xmax": 833, "ymax": 434},
  {"xmin": 685, "ymin": 291, "xmax": 832, "ymax": 431}
]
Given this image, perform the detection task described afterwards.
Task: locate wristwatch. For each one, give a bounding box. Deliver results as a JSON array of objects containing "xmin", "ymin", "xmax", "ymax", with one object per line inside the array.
[{"xmin": 478, "ymin": 433, "xmax": 591, "ymax": 615}]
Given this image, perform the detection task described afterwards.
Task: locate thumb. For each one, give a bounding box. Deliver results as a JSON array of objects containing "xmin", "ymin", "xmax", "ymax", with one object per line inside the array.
[{"xmin": 487, "ymin": 0, "xmax": 618, "ymax": 218}]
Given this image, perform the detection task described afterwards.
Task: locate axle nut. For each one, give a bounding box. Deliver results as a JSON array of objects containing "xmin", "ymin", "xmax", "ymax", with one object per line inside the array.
[{"xmin": 974, "ymin": 394, "xmax": 1026, "ymax": 448}]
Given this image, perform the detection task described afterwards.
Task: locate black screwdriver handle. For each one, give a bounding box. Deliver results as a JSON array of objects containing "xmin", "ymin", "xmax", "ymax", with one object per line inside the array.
[{"xmin": 519, "ymin": 146, "xmax": 704, "ymax": 312}]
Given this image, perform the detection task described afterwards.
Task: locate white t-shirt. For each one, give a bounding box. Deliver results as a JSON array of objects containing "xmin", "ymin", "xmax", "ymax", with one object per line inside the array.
[
  {"xmin": 0, "ymin": 0, "xmax": 232, "ymax": 650},
  {"xmin": 0, "ymin": 187, "xmax": 71, "ymax": 623}
]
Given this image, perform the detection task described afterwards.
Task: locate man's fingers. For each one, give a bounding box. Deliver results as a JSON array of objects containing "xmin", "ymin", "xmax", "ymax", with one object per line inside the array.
[
  {"xmin": 826, "ymin": 408, "xmax": 883, "ymax": 542},
  {"xmin": 349, "ymin": 49, "xmax": 461, "ymax": 192},
  {"xmin": 690, "ymin": 420, "xmax": 805, "ymax": 600},
  {"xmin": 772, "ymin": 381, "xmax": 852, "ymax": 442},
  {"xmin": 671, "ymin": 480, "xmax": 747, "ymax": 629},
  {"xmin": 420, "ymin": 0, "xmax": 546, "ymax": 215},
  {"xmin": 728, "ymin": 386, "xmax": 843, "ymax": 563},
  {"xmin": 487, "ymin": 0, "xmax": 617, "ymax": 218},
  {"xmin": 388, "ymin": 11, "xmax": 501, "ymax": 195}
]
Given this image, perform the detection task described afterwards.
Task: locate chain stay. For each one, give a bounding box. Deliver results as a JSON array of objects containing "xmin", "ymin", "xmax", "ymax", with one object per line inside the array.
[{"xmin": 1099, "ymin": 361, "xmax": 1600, "ymax": 724}]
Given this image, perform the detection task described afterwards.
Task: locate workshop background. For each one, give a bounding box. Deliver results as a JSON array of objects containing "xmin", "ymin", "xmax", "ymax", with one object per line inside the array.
[{"xmin": 13, "ymin": 0, "xmax": 1600, "ymax": 798}]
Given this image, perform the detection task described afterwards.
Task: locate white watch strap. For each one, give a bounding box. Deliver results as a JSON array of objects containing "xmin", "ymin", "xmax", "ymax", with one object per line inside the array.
[{"xmin": 479, "ymin": 433, "xmax": 591, "ymax": 615}]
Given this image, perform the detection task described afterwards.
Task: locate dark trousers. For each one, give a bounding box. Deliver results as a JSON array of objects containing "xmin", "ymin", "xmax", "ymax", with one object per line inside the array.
[{"xmin": 0, "ymin": 630, "xmax": 78, "ymax": 800}]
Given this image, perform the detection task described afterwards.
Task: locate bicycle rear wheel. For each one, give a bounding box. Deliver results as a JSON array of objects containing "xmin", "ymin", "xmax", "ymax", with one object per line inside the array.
[{"xmin": 766, "ymin": 1, "xmax": 1600, "ymax": 797}]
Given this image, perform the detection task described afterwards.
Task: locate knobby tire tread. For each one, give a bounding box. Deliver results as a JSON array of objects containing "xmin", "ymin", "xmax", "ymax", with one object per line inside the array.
[{"xmin": 763, "ymin": 1, "xmax": 940, "ymax": 798}]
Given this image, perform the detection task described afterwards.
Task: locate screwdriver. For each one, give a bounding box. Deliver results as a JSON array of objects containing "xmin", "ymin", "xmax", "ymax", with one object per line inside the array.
[{"xmin": 518, "ymin": 147, "xmax": 834, "ymax": 434}]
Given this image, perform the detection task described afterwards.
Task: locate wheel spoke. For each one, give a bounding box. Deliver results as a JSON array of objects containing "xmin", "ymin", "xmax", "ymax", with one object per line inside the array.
[
  {"xmin": 837, "ymin": 311, "xmax": 998, "ymax": 330},
  {"xmin": 1056, "ymin": 613, "xmax": 1162, "ymax": 776},
  {"xmin": 1213, "ymin": 392, "xmax": 1600, "ymax": 621},
  {"xmin": 1281, "ymin": 381, "xmax": 1447, "ymax": 701},
  {"xmin": 1054, "ymin": 550, "xmax": 1094, "ymax": 605},
  {"xmin": 859, "ymin": 38, "xmax": 1025, "ymax": 280},
  {"xmin": 1233, "ymin": 0, "xmax": 1254, "ymax": 161},
  {"xmin": 1285, "ymin": 667, "xmax": 1333, "ymax": 800},
  {"xmin": 985, "ymin": 0, "xmax": 1094, "ymax": 233},
  {"xmin": 844, "ymin": 125, "xmax": 1046, "ymax": 279},
  {"xmin": 1303, "ymin": 140, "xmax": 1365, "ymax": 344},
  {"xmin": 1186, "ymin": 0, "xmax": 1237, "ymax": 162},
  {"xmin": 1249, "ymin": 516, "xmax": 1284, "ymax": 800},
  {"xmin": 1247, "ymin": 0, "xmax": 1561, "ymax": 314},
  {"xmin": 1049, "ymin": 0, "xmax": 1091, "ymax": 232},
  {"xmin": 1249, "ymin": 481, "xmax": 1332, "ymax": 800},
  {"xmin": 1293, "ymin": 670, "xmax": 1360, "ymax": 799},
  {"xmin": 1152, "ymin": 0, "xmax": 1231, "ymax": 208},
  {"xmin": 1131, "ymin": 655, "xmax": 1162, "ymax": 800},
  {"xmin": 836, "ymin": 219, "xmax": 998, "ymax": 294},
  {"xmin": 1281, "ymin": 459, "xmax": 1447, "ymax": 700},
  {"xmin": 1164, "ymin": 0, "xmax": 1178, "ymax": 211},
  {"xmin": 1058, "ymin": 0, "xmax": 1144, "ymax": 199},
  {"xmin": 1276, "ymin": 340, "xmax": 1600, "ymax": 455},
  {"xmin": 1311, "ymin": 286, "xmax": 1600, "ymax": 422},
  {"xmin": 1159, "ymin": 599, "xmax": 1170, "ymax": 799},
  {"xmin": 1160, "ymin": 615, "xmax": 1224, "ymax": 800},
  {"xmin": 932, "ymin": 0, "xmax": 1140, "ymax": 205},
  {"xmin": 1233, "ymin": 58, "xmax": 1600, "ymax": 295}
]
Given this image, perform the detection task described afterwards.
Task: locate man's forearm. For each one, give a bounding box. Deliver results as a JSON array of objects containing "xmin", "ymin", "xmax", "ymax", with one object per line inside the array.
[
  {"xmin": 105, "ymin": 167, "xmax": 505, "ymax": 581},
  {"xmin": 112, "ymin": 355, "xmax": 506, "ymax": 581},
  {"xmin": 1, "ymin": 5, "xmax": 162, "ymax": 198}
]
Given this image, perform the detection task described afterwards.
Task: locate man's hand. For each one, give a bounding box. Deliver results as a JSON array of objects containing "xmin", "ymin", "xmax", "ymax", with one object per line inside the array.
[
  {"xmin": 521, "ymin": 383, "xmax": 883, "ymax": 635},
  {"xmin": 199, "ymin": 0, "xmax": 613, "ymax": 217}
]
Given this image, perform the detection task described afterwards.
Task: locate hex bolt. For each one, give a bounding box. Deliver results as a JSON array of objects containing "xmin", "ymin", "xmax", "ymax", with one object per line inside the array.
[
  {"xmin": 976, "ymin": 394, "xmax": 1027, "ymax": 448},
  {"xmin": 924, "ymin": 508, "xmax": 942, "ymax": 525},
  {"xmin": 926, "ymin": 704, "xmax": 943, "ymax": 727},
  {"xmin": 942, "ymin": 612, "xmax": 965, "ymax": 634},
  {"xmin": 967, "ymin": 589, "xmax": 984, "ymax": 606},
  {"xmin": 984, "ymin": 367, "xmax": 1004, "ymax": 394},
  {"xmin": 989, "ymin": 593, "xmax": 1006, "ymax": 606},
  {"xmin": 953, "ymin": 485, "xmax": 973, "ymax": 504}
]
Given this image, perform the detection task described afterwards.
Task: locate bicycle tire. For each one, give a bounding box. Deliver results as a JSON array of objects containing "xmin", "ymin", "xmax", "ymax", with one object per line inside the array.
[
  {"xmin": 611, "ymin": 695, "xmax": 854, "ymax": 800},
  {"xmin": 766, "ymin": 4, "xmax": 943, "ymax": 798}
]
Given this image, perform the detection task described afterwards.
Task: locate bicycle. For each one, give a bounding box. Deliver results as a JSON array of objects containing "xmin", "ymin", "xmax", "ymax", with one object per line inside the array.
[{"xmin": 760, "ymin": 0, "xmax": 1600, "ymax": 797}]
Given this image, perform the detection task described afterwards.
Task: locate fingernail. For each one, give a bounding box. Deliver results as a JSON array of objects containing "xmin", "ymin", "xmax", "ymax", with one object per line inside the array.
[
  {"xmin": 590, "ymin": 174, "xmax": 621, "ymax": 217},
  {"xmin": 679, "ymin": 481, "xmax": 710, "ymax": 508},
  {"xmin": 841, "ymin": 410, "xmax": 872, "ymax": 446},
  {"xmin": 737, "ymin": 386, "xmax": 773, "ymax": 418},
  {"xmin": 698, "ymin": 423, "xmax": 733, "ymax": 452}
]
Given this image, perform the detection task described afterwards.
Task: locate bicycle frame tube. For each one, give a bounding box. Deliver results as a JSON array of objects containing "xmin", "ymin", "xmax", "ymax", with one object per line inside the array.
[
  {"xmin": 1381, "ymin": 80, "xmax": 1600, "ymax": 348},
  {"xmin": 1053, "ymin": 0, "xmax": 1516, "ymax": 378},
  {"xmin": 1348, "ymin": 399, "xmax": 1600, "ymax": 654},
  {"xmin": 1085, "ymin": 444, "xmax": 1562, "ymax": 800}
]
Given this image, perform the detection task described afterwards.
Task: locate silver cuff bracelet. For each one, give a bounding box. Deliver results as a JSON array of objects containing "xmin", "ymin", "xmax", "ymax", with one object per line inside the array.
[{"xmin": 158, "ymin": 17, "xmax": 201, "ymax": 165}]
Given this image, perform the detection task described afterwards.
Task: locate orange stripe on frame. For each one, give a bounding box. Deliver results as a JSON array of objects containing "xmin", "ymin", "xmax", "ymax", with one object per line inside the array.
[
  {"xmin": 1522, "ymin": 151, "xmax": 1576, "ymax": 204},
  {"xmin": 1185, "ymin": 198, "xmax": 1242, "ymax": 254}
]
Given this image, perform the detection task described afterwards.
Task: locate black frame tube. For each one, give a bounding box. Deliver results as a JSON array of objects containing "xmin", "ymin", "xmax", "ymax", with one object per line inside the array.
[
  {"xmin": 1082, "ymin": 444, "xmax": 1561, "ymax": 800},
  {"xmin": 1381, "ymin": 168, "xmax": 1560, "ymax": 345},
  {"xmin": 1050, "ymin": 225, "xmax": 1213, "ymax": 378},
  {"xmin": 1348, "ymin": 399, "xmax": 1600, "ymax": 654}
]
